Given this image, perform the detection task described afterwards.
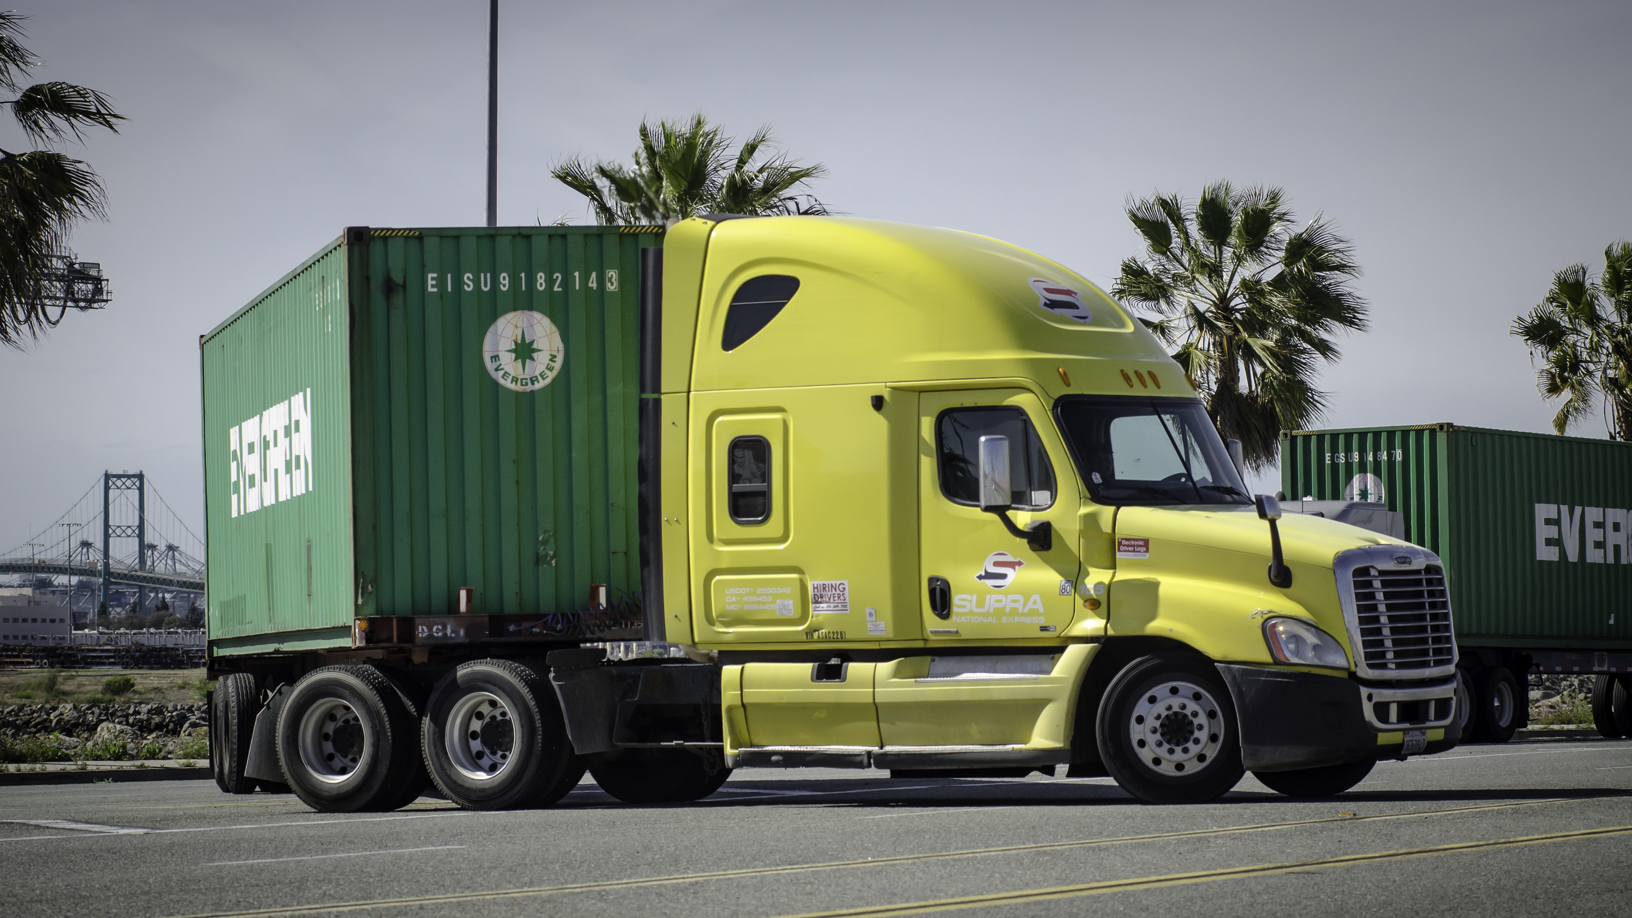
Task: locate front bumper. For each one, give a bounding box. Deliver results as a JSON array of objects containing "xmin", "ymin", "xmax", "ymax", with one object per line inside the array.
[{"xmin": 1217, "ymin": 664, "xmax": 1461, "ymax": 773}]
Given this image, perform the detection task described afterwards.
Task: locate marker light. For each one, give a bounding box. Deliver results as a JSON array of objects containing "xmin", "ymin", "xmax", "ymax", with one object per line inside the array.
[{"xmin": 1263, "ymin": 617, "xmax": 1349, "ymax": 669}]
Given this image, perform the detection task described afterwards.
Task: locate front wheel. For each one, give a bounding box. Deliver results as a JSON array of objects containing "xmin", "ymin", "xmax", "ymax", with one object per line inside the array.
[
  {"xmin": 1096, "ymin": 653, "xmax": 1244, "ymax": 804},
  {"xmin": 1254, "ymin": 759, "xmax": 1375, "ymax": 798}
]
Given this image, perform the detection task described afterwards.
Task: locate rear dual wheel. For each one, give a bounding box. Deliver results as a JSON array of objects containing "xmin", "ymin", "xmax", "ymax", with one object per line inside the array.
[
  {"xmin": 211, "ymin": 673, "xmax": 258, "ymax": 795},
  {"xmin": 421, "ymin": 659, "xmax": 582, "ymax": 810},
  {"xmin": 275, "ymin": 666, "xmax": 422, "ymax": 812},
  {"xmin": 1591, "ymin": 674, "xmax": 1632, "ymax": 739}
]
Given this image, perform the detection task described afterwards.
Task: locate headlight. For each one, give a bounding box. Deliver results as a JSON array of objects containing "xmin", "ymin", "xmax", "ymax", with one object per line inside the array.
[{"xmin": 1262, "ymin": 617, "xmax": 1349, "ymax": 669}]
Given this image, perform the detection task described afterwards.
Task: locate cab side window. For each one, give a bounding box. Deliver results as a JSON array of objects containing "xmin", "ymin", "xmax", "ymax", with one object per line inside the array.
[
  {"xmin": 728, "ymin": 436, "xmax": 771, "ymax": 523},
  {"xmin": 936, "ymin": 408, "xmax": 1055, "ymax": 509}
]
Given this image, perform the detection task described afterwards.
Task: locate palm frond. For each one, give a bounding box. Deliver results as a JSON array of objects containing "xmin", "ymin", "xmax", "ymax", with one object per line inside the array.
[
  {"xmin": 0, "ymin": 12, "xmax": 35, "ymax": 94},
  {"xmin": 11, "ymin": 81, "xmax": 123, "ymax": 145},
  {"xmin": 0, "ymin": 149, "xmax": 108, "ymax": 345}
]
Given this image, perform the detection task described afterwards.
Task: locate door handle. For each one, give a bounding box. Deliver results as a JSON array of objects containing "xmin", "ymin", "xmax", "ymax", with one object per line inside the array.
[{"xmin": 927, "ymin": 576, "xmax": 951, "ymax": 619}]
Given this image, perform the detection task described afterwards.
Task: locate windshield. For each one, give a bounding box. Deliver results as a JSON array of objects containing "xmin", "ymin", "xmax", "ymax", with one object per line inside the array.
[{"xmin": 1054, "ymin": 396, "xmax": 1251, "ymax": 505}]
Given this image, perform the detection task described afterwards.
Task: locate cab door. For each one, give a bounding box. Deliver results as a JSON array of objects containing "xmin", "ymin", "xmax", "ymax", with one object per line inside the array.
[{"xmin": 916, "ymin": 389, "xmax": 1080, "ymax": 640}]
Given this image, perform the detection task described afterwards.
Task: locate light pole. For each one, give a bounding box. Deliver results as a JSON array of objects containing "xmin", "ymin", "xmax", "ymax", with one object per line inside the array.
[
  {"xmin": 486, "ymin": 0, "xmax": 498, "ymax": 227},
  {"xmin": 59, "ymin": 522, "xmax": 73, "ymax": 624}
]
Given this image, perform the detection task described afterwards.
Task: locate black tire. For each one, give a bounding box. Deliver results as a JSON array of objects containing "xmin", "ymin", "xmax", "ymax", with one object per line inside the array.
[
  {"xmin": 1254, "ymin": 759, "xmax": 1375, "ymax": 798},
  {"xmin": 211, "ymin": 673, "xmax": 258, "ymax": 795},
  {"xmin": 1475, "ymin": 666, "xmax": 1520, "ymax": 744},
  {"xmin": 1614, "ymin": 676, "xmax": 1632, "ymax": 738},
  {"xmin": 275, "ymin": 666, "xmax": 418, "ymax": 812},
  {"xmin": 421, "ymin": 659, "xmax": 575, "ymax": 811},
  {"xmin": 1590, "ymin": 675, "xmax": 1621, "ymax": 738},
  {"xmin": 1454, "ymin": 669, "xmax": 1478, "ymax": 742},
  {"xmin": 370, "ymin": 670, "xmax": 432, "ymax": 810},
  {"xmin": 1095, "ymin": 653, "xmax": 1245, "ymax": 804},
  {"xmin": 589, "ymin": 748, "xmax": 731, "ymax": 804}
]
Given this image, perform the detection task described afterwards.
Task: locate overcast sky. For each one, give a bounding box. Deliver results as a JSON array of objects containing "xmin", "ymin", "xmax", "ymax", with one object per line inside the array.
[{"xmin": 2, "ymin": 0, "xmax": 1629, "ymax": 553}]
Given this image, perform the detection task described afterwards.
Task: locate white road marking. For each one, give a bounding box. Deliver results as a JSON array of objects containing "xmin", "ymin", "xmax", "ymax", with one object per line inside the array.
[
  {"xmin": 2, "ymin": 819, "xmax": 150, "ymax": 834},
  {"xmin": 0, "ymin": 811, "xmax": 469, "ymax": 843},
  {"xmin": 207, "ymin": 845, "xmax": 465, "ymax": 866}
]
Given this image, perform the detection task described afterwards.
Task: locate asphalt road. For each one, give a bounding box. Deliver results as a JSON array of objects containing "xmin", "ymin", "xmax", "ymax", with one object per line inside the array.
[{"xmin": 3, "ymin": 738, "xmax": 1630, "ymax": 918}]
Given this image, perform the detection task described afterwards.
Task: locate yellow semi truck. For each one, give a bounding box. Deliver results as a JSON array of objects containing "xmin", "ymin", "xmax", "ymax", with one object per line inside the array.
[{"xmin": 201, "ymin": 216, "xmax": 1459, "ymax": 810}]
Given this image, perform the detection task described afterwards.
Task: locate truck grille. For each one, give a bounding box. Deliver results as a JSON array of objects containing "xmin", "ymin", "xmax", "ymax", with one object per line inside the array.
[{"xmin": 1350, "ymin": 564, "xmax": 1455, "ymax": 675}]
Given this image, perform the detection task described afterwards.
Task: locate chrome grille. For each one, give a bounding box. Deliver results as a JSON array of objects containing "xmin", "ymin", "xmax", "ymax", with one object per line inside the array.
[{"xmin": 1350, "ymin": 564, "xmax": 1456, "ymax": 675}]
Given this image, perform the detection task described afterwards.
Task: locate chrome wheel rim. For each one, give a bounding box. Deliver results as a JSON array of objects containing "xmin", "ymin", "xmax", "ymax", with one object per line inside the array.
[
  {"xmin": 445, "ymin": 691, "xmax": 515, "ymax": 782},
  {"xmin": 298, "ymin": 698, "xmax": 366, "ymax": 783},
  {"xmin": 1129, "ymin": 680, "xmax": 1225, "ymax": 776}
]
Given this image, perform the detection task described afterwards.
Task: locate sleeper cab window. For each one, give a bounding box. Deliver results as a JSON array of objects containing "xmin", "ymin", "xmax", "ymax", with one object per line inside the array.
[
  {"xmin": 728, "ymin": 435, "xmax": 771, "ymax": 524},
  {"xmin": 722, "ymin": 275, "xmax": 800, "ymax": 351},
  {"xmin": 936, "ymin": 407, "xmax": 1056, "ymax": 510}
]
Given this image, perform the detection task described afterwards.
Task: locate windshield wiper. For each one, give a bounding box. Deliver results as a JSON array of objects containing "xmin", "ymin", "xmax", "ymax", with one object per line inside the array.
[
  {"xmin": 1198, "ymin": 484, "xmax": 1248, "ymax": 499},
  {"xmin": 1150, "ymin": 406, "xmax": 1206, "ymax": 503},
  {"xmin": 1101, "ymin": 484, "xmax": 1190, "ymax": 502}
]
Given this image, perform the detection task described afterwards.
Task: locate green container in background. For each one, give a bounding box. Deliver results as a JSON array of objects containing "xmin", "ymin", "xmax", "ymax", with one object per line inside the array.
[
  {"xmin": 1282, "ymin": 424, "xmax": 1632, "ymax": 651},
  {"xmin": 201, "ymin": 226, "xmax": 663, "ymax": 657}
]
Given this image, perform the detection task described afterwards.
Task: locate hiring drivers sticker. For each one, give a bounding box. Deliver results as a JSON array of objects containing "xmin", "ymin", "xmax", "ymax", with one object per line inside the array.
[
  {"xmin": 1028, "ymin": 278, "xmax": 1093, "ymax": 324},
  {"xmin": 1116, "ymin": 538, "xmax": 1150, "ymax": 560}
]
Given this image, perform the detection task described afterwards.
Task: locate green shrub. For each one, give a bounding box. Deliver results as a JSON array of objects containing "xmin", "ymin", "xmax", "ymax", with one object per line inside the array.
[
  {"xmin": 0, "ymin": 735, "xmax": 71, "ymax": 763},
  {"xmin": 1535, "ymin": 697, "xmax": 1593, "ymax": 726},
  {"xmin": 82, "ymin": 740, "xmax": 129, "ymax": 761},
  {"xmin": 102, "ymin": 676, "xmax": 136, "ymax": 697},
  {"xmin": 136, "ymin": 741, "xmax": 164, "ymax": 760},
  {"xmin": 175, "ymin": 728, "xmax": 208, "ymax": 760},
  {"xmin": 28, "ymin": 669, "xmax": 61, "ymax": 695}
]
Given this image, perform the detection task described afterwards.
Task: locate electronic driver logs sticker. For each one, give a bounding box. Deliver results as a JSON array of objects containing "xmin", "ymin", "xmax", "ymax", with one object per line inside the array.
[
  {"xmin": 811, "ymin": 581, "xmax": 850, "ymax": 614},
  {"xmin": 975, "ymin": 551, "xmax": 1025, "ymax": 589},
  {"xmin": 1028, "ymin": 277, "xmax": 1093, "ymax": 324},
  {"xmin": 1116, "ymin": 538, "xmax": 1150, "ymax": 560}
]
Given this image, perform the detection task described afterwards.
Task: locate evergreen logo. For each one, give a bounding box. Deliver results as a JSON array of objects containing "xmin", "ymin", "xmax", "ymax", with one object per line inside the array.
[
  {"xmin": 229, "ymin": 389, "xmax": 312, "ymax": 518},
  {"xmin": 483, "ymin": 311, "xmax": 563, "ymax": 392}
]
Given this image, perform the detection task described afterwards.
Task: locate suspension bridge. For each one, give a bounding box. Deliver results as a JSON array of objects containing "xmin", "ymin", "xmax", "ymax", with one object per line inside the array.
[{"xmin": 0, "ymin": 472, "xmax": 205, "ymax": 625}]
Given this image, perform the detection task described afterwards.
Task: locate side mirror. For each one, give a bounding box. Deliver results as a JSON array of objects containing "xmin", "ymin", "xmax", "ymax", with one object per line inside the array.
[
  {"xmin": 978, "ymin": 435, "xmax": 1011, "ymax": 510},
  {"xmin": 1226, "ymin": 438, "xmax": 1245, "ymax": 479},
  {"xmin": 1255, "ymin": 493, "xmax": 1282, "ymax": 521}
]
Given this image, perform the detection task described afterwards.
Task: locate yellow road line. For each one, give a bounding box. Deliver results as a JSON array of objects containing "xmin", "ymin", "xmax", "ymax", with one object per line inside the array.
[
  {"xmin": 772, "ymin": 823, "xmax": 1632, "ymax": 918},
  {"xmin": 157, "ymin": 795, "xmax": 1627, "ymax": 918}
]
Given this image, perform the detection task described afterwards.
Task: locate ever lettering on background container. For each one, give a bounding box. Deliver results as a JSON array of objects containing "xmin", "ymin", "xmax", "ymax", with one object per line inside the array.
[
  {"xmin": 200, "ymin": 226, "xmax": 662, "ymax": 657},
  {"xmin": 1281, "ymin": 423, "xmax": 1632, "ymax": 657}
]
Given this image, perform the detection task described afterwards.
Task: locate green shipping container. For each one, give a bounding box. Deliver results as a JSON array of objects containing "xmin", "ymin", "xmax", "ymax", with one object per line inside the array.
[
  {"xmin": 201, "ymin": 226, "xmax": 662, "ymax": 657},
  {"xmin": 1281, "ymin": 423, "xmax": 1632, "ymax": 653}
]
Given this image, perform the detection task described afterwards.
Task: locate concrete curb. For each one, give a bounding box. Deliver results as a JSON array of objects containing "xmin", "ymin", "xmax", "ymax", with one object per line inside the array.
[
  {"xmin": 0, "ymin": 767, "xmax": 212, "ymax": 786},
  {"xmin": 0, "ymin": 761, "xmax": 213, "ymax": 786}
]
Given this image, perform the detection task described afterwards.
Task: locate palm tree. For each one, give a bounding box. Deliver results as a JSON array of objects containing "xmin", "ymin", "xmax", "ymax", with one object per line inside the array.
[
  {"xmin": 1511, "ymin": 242, "xmax": 1632, "ymax": 439},
  {"xmin": 1111, "ymin": 182, "xmax": 1367, "ymax": 471},
  {"xmin": 552, "ymin": 114, "xmax": 826, "ymax": 225},
  {"xmin": 0, "ymin": 11, "xmax": 124, "ymax": 347}
]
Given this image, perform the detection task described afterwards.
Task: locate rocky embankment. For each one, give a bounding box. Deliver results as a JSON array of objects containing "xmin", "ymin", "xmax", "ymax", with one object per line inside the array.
[
  {"xmin": 1, "ymin": 703, "xmax": 207, "ymax": 760},
  {"xmin": 1529, "ymin": 674, "xmax": 1597, "ymax": 723}
]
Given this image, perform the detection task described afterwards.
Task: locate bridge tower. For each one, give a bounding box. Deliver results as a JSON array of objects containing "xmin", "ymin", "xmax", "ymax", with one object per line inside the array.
[{"xmin": 99, "ymin": 472, "xmax": 147, "ymax": 622}]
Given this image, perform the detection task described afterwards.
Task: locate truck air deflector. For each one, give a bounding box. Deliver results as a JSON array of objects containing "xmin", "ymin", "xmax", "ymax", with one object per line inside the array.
[{"xmin": 721, "ymin": 275, "xmax": 799, "ymax": 351}]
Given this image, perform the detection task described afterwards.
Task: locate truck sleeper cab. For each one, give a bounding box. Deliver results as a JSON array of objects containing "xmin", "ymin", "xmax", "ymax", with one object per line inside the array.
[{"xmin": 202, "ymin": 216, "xmax": 1459, "ymax": 811}]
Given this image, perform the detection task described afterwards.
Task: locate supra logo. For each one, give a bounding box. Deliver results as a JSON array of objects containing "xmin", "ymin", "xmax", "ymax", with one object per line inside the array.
[
  {"xmin": 229, "ymin": 388, "xmax": 312, "ymax": 518},
  {"xmin": 1028, "ymin": 277, "xmax": 1093, "ymax": 324},
  {"xmin": 975, "ymin": 551, "xmax": 1025, "ymax": 589},
  {"xmin": 483, "ymin": 311, "xmax": 563, "ymax": 392}
]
